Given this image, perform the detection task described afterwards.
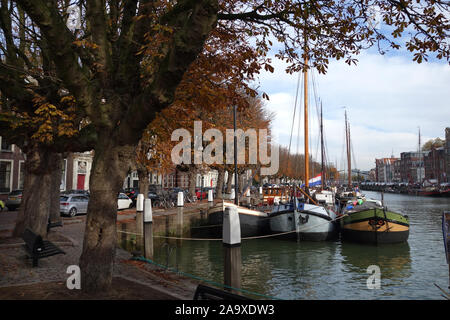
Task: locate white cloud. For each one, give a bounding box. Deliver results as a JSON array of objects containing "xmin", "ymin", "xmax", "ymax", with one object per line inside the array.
[{"xmin": 255, "ymin": 52, "xmax": 450, "ymax": 171}]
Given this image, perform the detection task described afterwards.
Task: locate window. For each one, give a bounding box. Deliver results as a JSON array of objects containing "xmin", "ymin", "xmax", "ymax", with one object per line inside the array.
[
  {"xmin": 60, "ymin": 159, "xmax": 67, "ymax": 191},
  {"xmin": 0, "ymin": 161, "xmax": 12, "ymax": 193},
  {"xmin": 0, "ymin": 137, "xmax": 12, "ymax": 152},
  {"xmin": 77, "ymin": 161, "xmax": 87, "ymax": 174},
  {"xmin": 18, "ymin": 161, "xmax": 25, "ymax": 189}
]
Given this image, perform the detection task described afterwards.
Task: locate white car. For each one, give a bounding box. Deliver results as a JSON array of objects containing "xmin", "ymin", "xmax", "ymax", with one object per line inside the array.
[{"xmin": 118, "ymin": 193, "xmax": 133, "ymax": 210}]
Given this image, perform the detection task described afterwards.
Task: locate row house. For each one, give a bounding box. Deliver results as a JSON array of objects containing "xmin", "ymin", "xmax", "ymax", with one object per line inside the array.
[
  {"xmin": 423, "ymin": 147, "xmax": 446, "ymax": 183},
  {"xmin": 0, "ymin": 137, "xmax": 26, "ymax": 201},
  {"xmin": 123, "ymin": 168, "xmax": 218, "ymax": 191},
  {"xmin": 375, "ymin": 157, "xmax": 399, "ymax": 182},
  {"xmin": 0, "ymin": 137, "xmax": 94, "ymax": 201},
  {"xmin": 62, "ymin": 152, "xmax": 94, "ymax": 191},
  {"xmin": 399, "ymin": 151, "xmax": 427, "ymax": 183}
]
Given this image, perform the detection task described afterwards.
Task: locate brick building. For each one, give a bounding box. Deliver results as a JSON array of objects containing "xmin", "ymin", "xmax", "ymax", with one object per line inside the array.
[
  {"xmin": 400, "ymin": 151, "xmax": 427, "ymax": 183},
  {"xmin": 424, "ymin": 147, "xmax": 446, "ymax": 183},
  {"xmin": 62, "ymin": 152, "xmax": 94, "ymax": 191},
  {"xmin": 0, "ymin": 137, "xmax": 26, "ymax": 201},
  {"xmin": 375, "ymin": 157, "xmax": 399, "ymax": 182}
]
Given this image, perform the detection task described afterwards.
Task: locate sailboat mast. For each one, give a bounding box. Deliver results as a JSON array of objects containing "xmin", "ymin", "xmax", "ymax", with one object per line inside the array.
[
  {"xmin": 304, "ymin": 55, "xmax": 309, "ymax": 189},
  {"xmin": 320, "ymin": 102, "xmax": 325, "ymax": 189},
  {"xmin": 418, "ymin": 126, "xmax": 422, "ymax": 184},
  {"xmin": 345, "ymin": 111, "xmax": 352, "ymax": 187}
]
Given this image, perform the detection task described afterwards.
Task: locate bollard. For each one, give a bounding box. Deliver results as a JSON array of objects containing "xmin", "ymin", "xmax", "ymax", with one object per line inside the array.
[
  {"xmin": 223, "ymin": 206, "xmax": 241, "ymax": 247},
  {"xmin": 223, "ymin": 206, "xmax": 241, "ymax": 294},
  {"xmin": 135, "ymin": 194, "xmax": 145, "ymax": 253},
  {"xmin": 144, "ymin": 199, "xmax": 152, "ymax": 223},
  {"xmin": 177, "ymin": 191, "xmax": 184, "ymax": 207},
  {"xmin": 208, "ymin": 189, "xmax": 213, "ymax": 202},
  {"xmin": 136, "ymin": 194, "xmax": 144, "ymax": 212},
  {"xmin": 176, "ymin": 207, "xmax": 184, "ymax": 271},
  {"xmin": 143, "ymin": 198, "xmax": 153, "ymax": 260}
]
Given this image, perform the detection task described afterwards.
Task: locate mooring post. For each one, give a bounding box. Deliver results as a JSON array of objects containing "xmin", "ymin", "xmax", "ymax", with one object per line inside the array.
[
  {"xmin": 136, "ymin": 194, "xmax": 144, "ymax": 252},
  {"xmin": 176, "ymin": 206, "xmax": 183, "ymax": 271},
  {"xmin": 223, "ymin": 206, "xmax": 241, "ymax": 294},
  {"xmin": 177, "ymin": 191, "xmax": 184, "ymax": 207},
  {"xmin": 208, "ymin": 189, "xmax": 213, "ymax": 202},
  {"xmin": 143, "ymin": 199, "xmax": 153, "ymax": 260}
]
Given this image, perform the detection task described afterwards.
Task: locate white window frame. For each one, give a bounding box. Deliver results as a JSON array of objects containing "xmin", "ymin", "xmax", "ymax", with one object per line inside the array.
[
  {"xmin": 60, "ymin": 159, "xmax": 67, "ymax": 191},
  {"xmin": 0, "ymin": 159, "xmax": 14, "ymax": 194},
  {"xmin": 18, "ymin": 160, "xmax": 25, "ymax": 190}
]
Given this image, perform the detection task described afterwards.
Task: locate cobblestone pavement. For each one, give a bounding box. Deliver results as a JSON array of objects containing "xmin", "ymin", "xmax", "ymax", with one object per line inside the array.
[{"xmin": 0, "ymin": 210, "xmax": 202, "ymax": 299}]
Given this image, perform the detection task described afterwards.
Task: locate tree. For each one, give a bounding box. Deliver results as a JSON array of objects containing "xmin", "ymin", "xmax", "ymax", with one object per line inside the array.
[
  {"xmin": 422, "ymin": 137, "xmax": 445, "ymax": 151},
  {"xmin": 0, "ymin": 1, "xmax": 96, "ymax": 237},
  {"xmin": 2, "ymin": 0, "xmax": 448, "ymax": 293}
]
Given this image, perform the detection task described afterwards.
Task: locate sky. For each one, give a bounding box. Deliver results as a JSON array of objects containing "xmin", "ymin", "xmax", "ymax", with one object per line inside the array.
[{"xmin": 253, "ymin": 50, "xmax": 450, "ymax": 171}]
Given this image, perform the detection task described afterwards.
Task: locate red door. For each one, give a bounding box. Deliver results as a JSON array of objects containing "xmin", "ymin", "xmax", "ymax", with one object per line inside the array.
[{"xmin": 77, "ymin": 174, "xmax": 85, "ymax": 190}]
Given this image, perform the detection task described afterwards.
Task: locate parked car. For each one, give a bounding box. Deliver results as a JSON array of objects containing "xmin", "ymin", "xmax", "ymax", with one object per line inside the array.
[
  {"xmin": 124, "ymin": 187, "xmax": 138, "ymax": 206},
  {"xmin": 61, "ymin": 189, "xmax": 90, "ymax": 197},
  {"xmin": 117, "ymin": 192, "xmax": 133, "ymax": 210},
  {"xmin": 196, "ymin": 187, "xmax": 215, "ymax": 200},
  {"xmin": 5, "ymin": 190, "xmax": 23, "ymax": 211},
  {"xmin": 60, "ymin": 194, "xmax": 90, "ymax": 217}
]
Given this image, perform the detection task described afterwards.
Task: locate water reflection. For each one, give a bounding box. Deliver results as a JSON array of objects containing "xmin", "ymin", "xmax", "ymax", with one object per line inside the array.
[{"xmin": 116, "ymin": 193, "xmax": 450, "ymax": 300}]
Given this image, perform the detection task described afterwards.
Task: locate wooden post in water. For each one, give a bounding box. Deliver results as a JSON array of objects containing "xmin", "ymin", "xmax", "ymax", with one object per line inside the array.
[
  {"xmin": 443, "ymin": 212, "xmax": 450, "ymax": 289},
  {"xmin": 144, "ymin": 199, "xmax": 153, "ymax": 260},
  {"xmin": 233, "ymin": 105, "xmax": 239, "ymax": 206},
  {"xmin": 176, "ymin": 206, "xmax": 183, "ymax": 271},
  {"xmin": 223, "ymin": 206, "xmax": 241, "ymax": 294},
  {"xmin": 136, "ymin": 194, "xmax": 144, "ymax": 253}
]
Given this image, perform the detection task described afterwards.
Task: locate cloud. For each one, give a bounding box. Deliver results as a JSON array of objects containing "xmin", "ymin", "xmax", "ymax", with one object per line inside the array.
[{"xmin": 255, "ymin": 52, "xmax": 450, "ymax": 170}]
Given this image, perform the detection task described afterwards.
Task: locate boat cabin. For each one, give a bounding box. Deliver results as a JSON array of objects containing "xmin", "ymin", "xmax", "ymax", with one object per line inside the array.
[{"xmin": 262, "ymin": 186, "xmax": 290, "ymax": 205}]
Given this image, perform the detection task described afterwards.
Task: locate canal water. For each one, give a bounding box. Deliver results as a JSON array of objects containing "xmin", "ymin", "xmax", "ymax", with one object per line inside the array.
[{"xmin": 118, "ymin": 192, "xmax": 450, "ymax": 300}]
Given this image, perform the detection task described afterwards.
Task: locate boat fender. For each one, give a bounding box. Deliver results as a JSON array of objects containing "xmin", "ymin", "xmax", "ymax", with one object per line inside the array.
[
  {"xmin": 299, "ymin": 214, "xmax": 309, "ymax": 224},
  {"xmin": 346, "ymin": 205, "xmax": 354, "ymax": 210}
]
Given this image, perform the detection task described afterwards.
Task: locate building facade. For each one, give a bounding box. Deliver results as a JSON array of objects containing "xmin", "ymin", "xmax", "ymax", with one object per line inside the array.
[
  {"xmin": 424, "ymin": 147, "xmax": 446, "ymax": 183},
  {"xmin": 399, "ymin": 151, "xmax": 427, "ymax": 183},
  {"xmin": 0, "ymin": 137, "xmax": 26, "ymax": 201},
  {"xmin": 62, "ymin": 152, "xmax": 94, "ymax": 191},
  {"xmin": 375, "ymin": 157, "xmax": 399, "ymax": 182}
]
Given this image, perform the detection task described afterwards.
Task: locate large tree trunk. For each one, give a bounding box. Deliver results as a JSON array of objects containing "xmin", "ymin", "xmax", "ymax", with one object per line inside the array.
[
  {"xmin": 137, "ymin": 166, "xmax": 149, "ymax": 199},
  {"xmin": 13, "ymin": 145, "xmax": 61, "ymax": 238},
  {"xmin": 239, "ymin": 172, "xmax": 245, "ymax": 194},
  {"xmin": 79, "ymin": 139, "xmax": 135, "ymax": 293},
  {"xmin": 49, "ymin": 153, "xmax": 63, "ymax": 224},
  {"xmin": 226, "ymin": 170, "xmax": 233, "ymax": 194},
  {"xmin": 215, "ymin": 168, "xmax": 225, "ymax": 199}
]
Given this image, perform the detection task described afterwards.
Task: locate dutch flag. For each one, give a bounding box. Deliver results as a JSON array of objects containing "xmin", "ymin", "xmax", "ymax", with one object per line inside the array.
[{"xmin": 301, "ymin": 173, "xmax": 322, "ymax": 187}]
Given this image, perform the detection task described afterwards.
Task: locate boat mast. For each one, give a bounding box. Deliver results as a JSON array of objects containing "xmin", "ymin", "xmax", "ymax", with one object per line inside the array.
[
  {"xmin": 304, "ymin": 54, "xmax": 309, "ymax": 190},
  {"xmin": 345, "ymin": 110, "xmax": 352, "ymax": 188},
  {"xmin": 320, "ymin": 102, "xmax": 325, "ymax": 189},
  {"xmin": 418, "ymin": 126, "xmax": 422, "ymax": 185}
]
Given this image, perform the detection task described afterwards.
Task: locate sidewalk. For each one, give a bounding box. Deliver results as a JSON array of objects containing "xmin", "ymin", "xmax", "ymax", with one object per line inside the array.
[{"xmin": 0, "ymin": 209, "xmax": 204, "ymax": 300}]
